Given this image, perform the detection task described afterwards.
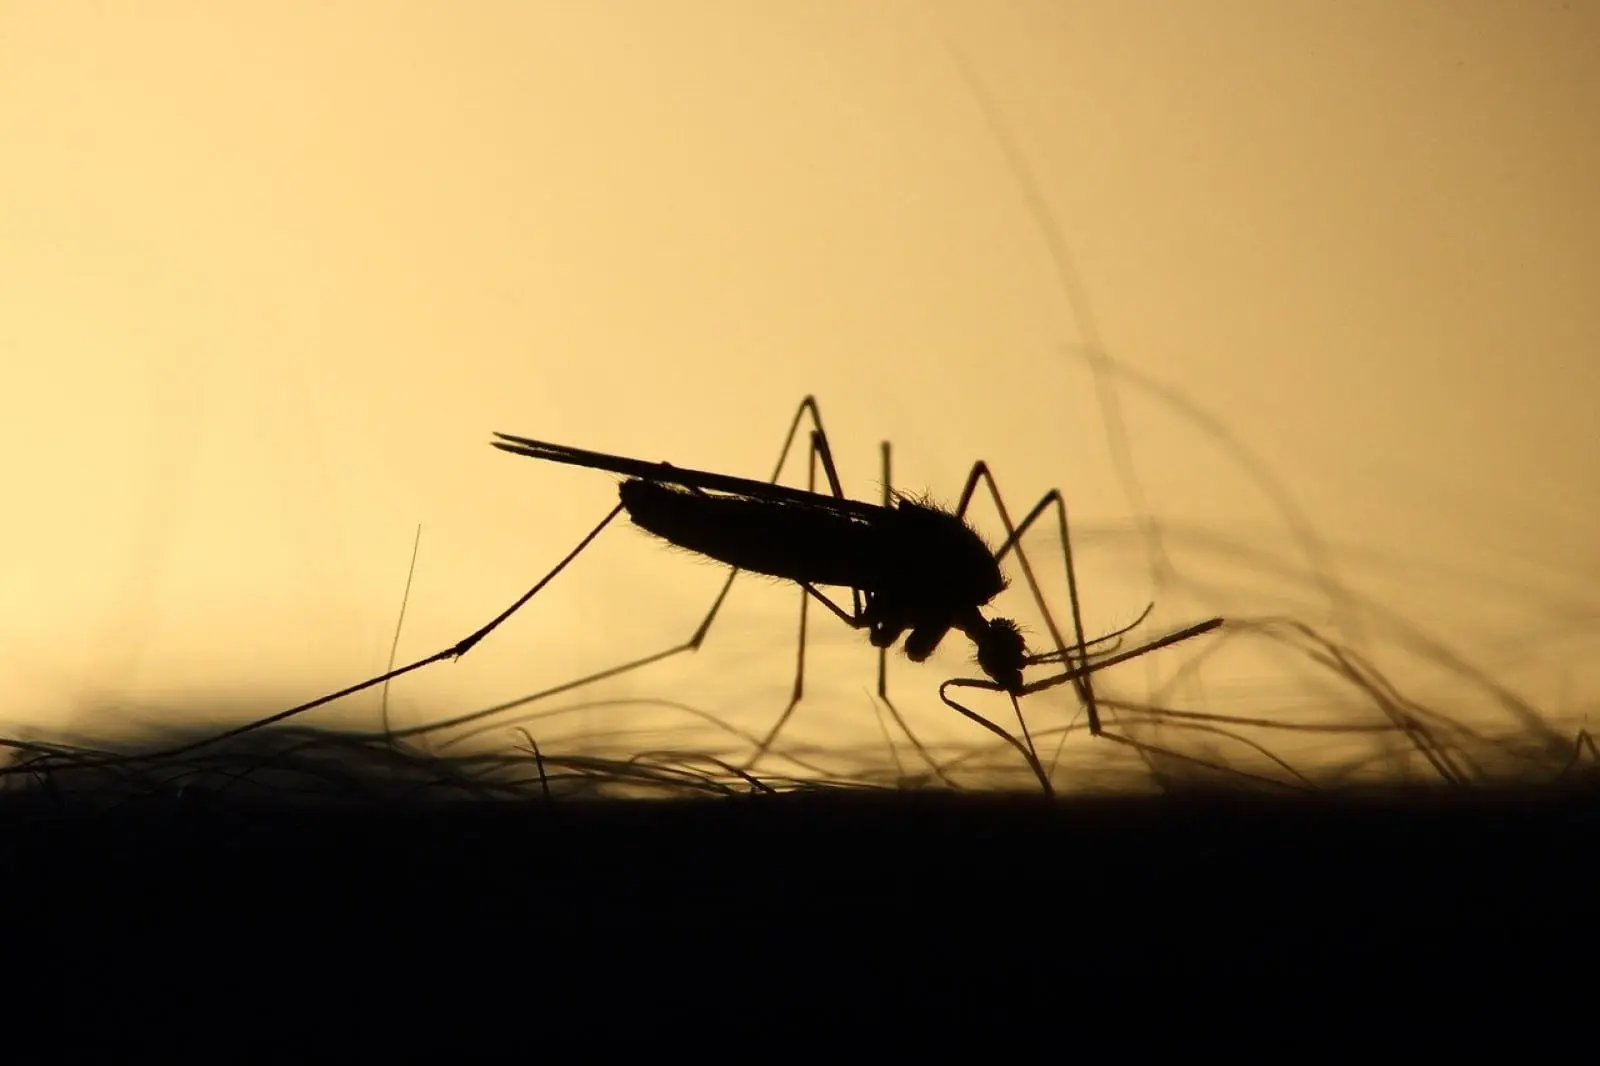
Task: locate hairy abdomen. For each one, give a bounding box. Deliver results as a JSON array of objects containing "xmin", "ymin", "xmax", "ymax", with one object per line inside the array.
[{"xmin": 620, "ymin": 479, "xmax": 882, "ymax": 588}]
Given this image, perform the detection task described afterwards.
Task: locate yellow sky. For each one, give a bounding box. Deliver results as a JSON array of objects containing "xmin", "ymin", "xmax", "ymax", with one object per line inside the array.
[{"xmin": 2, "ymin": 1, "xmax": 1596, "ymax": 786}]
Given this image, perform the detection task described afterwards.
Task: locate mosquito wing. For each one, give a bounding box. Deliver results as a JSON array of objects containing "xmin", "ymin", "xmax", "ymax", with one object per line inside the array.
[{"xmin": 491, "ymin": 432, "xmax": 884, "ymax": 519}]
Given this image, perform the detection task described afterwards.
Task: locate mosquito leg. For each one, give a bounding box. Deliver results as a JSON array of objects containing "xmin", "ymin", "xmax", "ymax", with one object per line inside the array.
[
  {"xmin": 939, "ymin": 681, "xmax": 1055, "ymax": 796},
  {"xmin": 742, "ymin": 415, "xmax": 886, "ymax": 776},
  {"xmin": 953, "ymin": 464, "xmax": 1099, "ymax": 735},
  {"xmin": 129, "ymin": 502, "xmax": 627, "ymax": 762},
  {"xmin": 740, "ymin": 426, "xmax": 828, "ymax": 775},
  {"xmin": 805, "ymin": 417, "xmax": 864, "ymax": 622},
  {"xmin": 684, "ymin": 395, "xmax": 843, "ymax": 651}
]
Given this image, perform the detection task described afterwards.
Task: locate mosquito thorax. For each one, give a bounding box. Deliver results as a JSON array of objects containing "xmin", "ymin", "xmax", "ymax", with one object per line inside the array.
[{"xmin": 887, "ymin": 497, "xmax": 1008, "ymax": 607}]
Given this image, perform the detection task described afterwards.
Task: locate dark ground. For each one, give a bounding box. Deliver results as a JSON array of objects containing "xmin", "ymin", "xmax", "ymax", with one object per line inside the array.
[{"xmin": 3, "ymin": 781, "xmax": 1594, "ymax": 1046}]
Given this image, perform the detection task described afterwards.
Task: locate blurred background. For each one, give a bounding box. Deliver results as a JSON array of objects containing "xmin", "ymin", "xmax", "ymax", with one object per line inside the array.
[{"xmin": 2, "ymin": 1, "xmax": 1596, "ymax": 790}]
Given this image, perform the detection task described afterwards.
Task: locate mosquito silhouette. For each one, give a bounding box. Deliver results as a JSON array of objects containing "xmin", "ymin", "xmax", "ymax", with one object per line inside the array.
[
  {"xmin": 179, "ymin": 395, "xmax": 1220, "ymax": 795},
  {"xmin": 486, "ymin": 396, "xmax": 1222, "ymax": 792}
]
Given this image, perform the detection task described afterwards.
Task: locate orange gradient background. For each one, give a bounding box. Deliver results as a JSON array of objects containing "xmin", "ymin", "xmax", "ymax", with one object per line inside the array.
[{"xmin": 2, "ymin": 2, "xmax": 1596, "ymax": 787}]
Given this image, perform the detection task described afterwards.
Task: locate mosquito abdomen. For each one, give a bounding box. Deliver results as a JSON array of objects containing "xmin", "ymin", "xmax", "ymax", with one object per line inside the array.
[{"xmin": 619, "ymin": 478, "xmax": 885, "ymax": 589}]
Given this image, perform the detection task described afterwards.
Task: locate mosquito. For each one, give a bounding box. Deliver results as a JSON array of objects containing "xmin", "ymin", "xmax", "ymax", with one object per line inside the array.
[{"xmin": 165, "ymin": 395, "xmax": 1219, "ymax": 794}]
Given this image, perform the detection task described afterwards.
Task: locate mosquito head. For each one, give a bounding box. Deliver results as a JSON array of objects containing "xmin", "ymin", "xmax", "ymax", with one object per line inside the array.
[{"xmin": 959, "ymin": 613, "xmax": 1027, "ymax": 694}]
